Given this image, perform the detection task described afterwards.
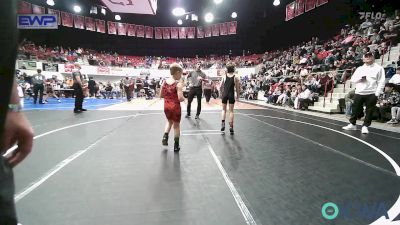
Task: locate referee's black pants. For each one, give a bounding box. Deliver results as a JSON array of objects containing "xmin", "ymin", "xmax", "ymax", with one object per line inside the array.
[
  {"xmin": 349, "ymin": 94, "xmax": 377, "ymax": 127},
  {"xmin": 187, "ymin": 87, "xmax": 202, "ymax": 116}
]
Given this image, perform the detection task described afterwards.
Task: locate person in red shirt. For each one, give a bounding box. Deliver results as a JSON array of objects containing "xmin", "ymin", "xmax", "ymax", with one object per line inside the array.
[{"xmin": 160, "ymin": 63, "xmax": 185, "ymax": 151}]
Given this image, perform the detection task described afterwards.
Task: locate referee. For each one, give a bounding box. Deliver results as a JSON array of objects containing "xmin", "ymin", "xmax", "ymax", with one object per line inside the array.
[
  {"xmin": 72, "ymin": 65, "xmax": 87, "ymax": 113},
  {"xmin": 342, "ymin": 52, "xmax": 385, "ymax": 134},
  {"xmin": 186, "ymin": 62, "xmax": 207, "ymax": 119}
]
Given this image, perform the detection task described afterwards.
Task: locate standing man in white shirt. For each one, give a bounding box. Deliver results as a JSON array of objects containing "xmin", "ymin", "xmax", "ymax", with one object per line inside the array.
[{"xmin": 342, "ymin": 52, "xmax": 385, "ymax": 134}]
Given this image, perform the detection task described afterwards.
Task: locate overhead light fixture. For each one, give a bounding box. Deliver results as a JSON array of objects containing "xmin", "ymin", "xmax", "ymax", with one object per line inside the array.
[
  {"xmin": 177, "ymin": 19, "xmax": 183, "ymax": 25},
  {"xmin": 172, "ymin": 7, "xmax": 186, "ymax": 17},
  {"xmin": 101, "ymin": 7, "xmax": 106, "ymax": 15},
  {"xmin": 191, "ymin": 14, "xmax": 198, "ymax": 21},
  {"xmin": 214, "ymin": 0, "xmax": 223, "ymax": 4},
  {"xmin": 73, "ymin": 5, "xmax": 82, "ymax": 13},
  {"xmin": 231, "ymin": 12, "xmax": 237, "ymax": 18},
  {"xmin": 273, "ymin": 0, "xmax": 280, "ymax": 6},
  {"xmin": 46, "ymin": 0, "xmax": 55, "ymax": 6},
  {"xmin": 115, "ymin": 15, "xmax": 121, "ymax": 21},
  {"xmin": 205, "ymin": 12, "xmax": 214, "ymax": 23},
  {"xmin": 90, "ymin": 6, "xmax": 98, "ymax": 15}
]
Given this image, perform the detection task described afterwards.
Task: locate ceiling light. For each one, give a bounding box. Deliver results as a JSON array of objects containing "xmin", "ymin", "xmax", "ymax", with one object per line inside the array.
[
  {"xmin": 273, "ymin": 0, "xmax": 280, "ymax": 6},
  {"xmin": 205, "ymin": 13, "xmax": 214, "ymax": 23},
  {"xmin": 231, "ymin": 12, "xmax": 237, "ymax": 18},
  {"xmin": 115, "ymin": 15, "xmax": 121, "ymax": 21},
  {"xmin": 191, "ymin": 14, "xmax": 198, "ymax": 21},
  {"xmin": 177, "ymin": 19, "xmax": 183, "ymax": 25},
  {"xmin": 172, "ymin": 7, "xmax": 186, "ymax": 17},
  {"xmin": 214, "ymin": 0, "xmax": 223, "ymax": 4},
  {"xmin": 101, "ymin": 7, "xmax": 106, "ymax": 15},
  {"xmin": 90, "ymin": 6, "xmax": 98, "ymax": 15},
  {"xmin": 46, "ymin": 0, "xmax": 55, "ymax": 6},
  {"xmin": 73, "ymin": 5, "xmax": 82, "ymax": 13}
]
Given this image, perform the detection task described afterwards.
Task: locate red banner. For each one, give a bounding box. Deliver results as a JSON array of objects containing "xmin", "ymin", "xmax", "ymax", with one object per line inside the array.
[
  {"xmin": 135, "ymin": 25, "xmax": 144, "ymax": 37},
  {"xmin": 117, "ymin": 23, "xmax": 127, "ymax": 35},
  {"xmin": 47, "ymin": 8, "xmax": 61, "ymax": 25},
  {"xmin": 145, "ymin": 26, "xmax": 153, "ymax": 39},
  {"xmin": 197, "ymin": 27, "xmax": 204, "ymax": 39},
  {"xmin": 212, "ymin": 24, "xmax": 219, "ymax": 36},
  {"xmin": 305, "ymin": 0, "xmax": 316, "ymax": 12},
  {"xmin": 108, "ymin": 21, "xmax": 117, "ymax": 35},
  {"xmin": 228, "ymin": 21, "xmax": 237, "ymax": 35},
  {"xmin": 205, "ymin": 26, "xmax": 212, "ymax": 38},
  {"xmin": 163, "ymin": 27, "xmax": 171, "ymax": 39},
  {"xmin": 61, "ymin": 12, "xmax": 73, "ymax": 27},
  {"xmin": 187, "ymin": 27, "xmax": 195, "ymax": 39},
  {"xmin": 127, "ymin": 24, "xmax": 136, "ymax": 36},
  {"xmin": 32, "ymin": 4, "xmax": 45, "ymax": 14},
  {"xmin": 286, "ymin": 2, "xmax": 296, "ymax": 21},
  {"xmin": 171, "ymin": 27, "xmax": 179, "ymax": 39},
  {"xmin": 95, "ymin": 19, "xmax": 106, "ymax": 33},
  {"xmin": 316, "ymin": 0, "xmax": 328, "ymax": 7},
  {"xmin": 74, "ymin": 15, "xmax": 85, "ymax": 29},
  {"xmin": 179, "ymin": 27, "xmax": 187, "ymax": 39},
  {"xmin": 18, "ymin": 1, "xmax": 32, "ymax": 14},
  {"xmin": 85, "ymin": 17, "xmax": 95, "ymax": 31},
  {"xmin": 155, "ymin": 27, "xmax": 162, "ymax": 39},
  {"xmin": 295, "ymin": 0, "xmax": 305, "ymax": 16},
  {"xmin": 97, "ymin": 67, "xmax": 110, "ymax": 74},
  {"xmin": 220, "ymin": 23, "xmax": 228, "ymax": 36}
]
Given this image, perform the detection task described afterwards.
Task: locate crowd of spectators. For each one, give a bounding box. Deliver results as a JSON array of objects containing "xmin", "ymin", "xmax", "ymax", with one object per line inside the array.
[
  {"xmin": 240, "ymin": 12, "xmax": 400, "ymax": 115},
  {"xmin": 17, "ymin": 39, "xmax": 261, "ymax": 70}
]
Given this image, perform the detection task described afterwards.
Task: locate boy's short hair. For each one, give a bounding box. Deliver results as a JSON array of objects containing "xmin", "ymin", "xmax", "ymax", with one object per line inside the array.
[
  {"xmin": 226, "ymin": 62, "xmax": 235, "ymax": 73},
  {"xmin": 170, "ymin": 63, "xmax": 183, "ymax": 75}
]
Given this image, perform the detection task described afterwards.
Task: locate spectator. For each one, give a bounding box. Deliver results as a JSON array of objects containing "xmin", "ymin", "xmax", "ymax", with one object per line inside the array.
[{"xmin": 344, "ymin": 89, "xmax": 355, "ymax": 118}]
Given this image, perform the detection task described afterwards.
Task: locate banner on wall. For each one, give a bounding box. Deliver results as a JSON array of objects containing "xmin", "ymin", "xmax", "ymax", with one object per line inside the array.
[
  {"xmin": 212, "ymin": 24, "xmax": 219, "ymax": 36},
  {"xmin": 74, "ymin": 15, "xmax": 85, "ymax": 29},
  {"xmin": 85, "ymin": 17, "xmax": 95, "ymax": 31},
  {"xmin": 204, "ymin": 26, "xmax": 212, "ymax": 38},
  {"xmin": 228, "ymin": 21, "xmax": 237, "ymax": 35},
  {"xmin": 61, "ymin": 12, "xmax": 73, "ymax": 27},
  {"xmin": 155, "ymin": 27, "xmax": 162, "ymax": 39},
  {"xmin": 48, "ymin": 8, "xmax": 61, "ymax": 25},
  {"xmin": 295, "ymin": 0, "xmax": 305, "ymax": 16},
  {"xmin": 117, "ymin": 23, "xmax": 127, "ymax": 35},
  {"xmin": 316, "ymin": 0, "xmax": 328, "ymax": 7},
  {"xmin": 136, "ymin": 25, "xmax": 145, "ymax": 37},
  {"xmin": 286, "ymin": 2, "xmax": 296, "ymax": 21},
  {"xmin": 171, "ymin": 27, "xmax": 179, "ymax": 39},
  {"xmin": 179, "ymin": 27, "xmax": 187, "ymax": 39},
  {"xmin": 32, "ymin": 4, "xmax": 45, "ymax": 14},
  {"xmin": 18, "ymin": 1, "xmax": 32, "ymax": 14},
  {"xmin": 187, "ymin": 27, "xmax": 195, "ymax": 39},
  {"xmin": 197, "ymin": 26, "xmax": 204, "ymax": 39},
  {"xmin": 17, "ymin": 61, "xmax": 37, "ymax": 70},
  {"xmin": 127, "ymin": 24, "xmax": 136, "ymax": 36},
  {"xmin": 163, "ymin": 27, "xmax": 171, "ymax": 39},
  {"xmin": 97, "ymin": 66, "xmax": 111, "ymax": 74},
  {"xmin": 145, "ymin": 26, "xmax": 153, "ymax": 39},
  {"xmin": 42, "ymin": 63, "xmax": 59, "ymax": 72},
  {"xmin": 108, "ymin": 21, "xmax": 117, "ymax": 35},
  {"xmin": 220, "ymin": 23, "xmax": 228, "ymax": 36},
  {"xmin": 305, "ymin": 0, "xmax": 316, "ymax": 12},
  {"xmin": 95, "ymin": 19, "xmax": 106, "ymax": 33}
]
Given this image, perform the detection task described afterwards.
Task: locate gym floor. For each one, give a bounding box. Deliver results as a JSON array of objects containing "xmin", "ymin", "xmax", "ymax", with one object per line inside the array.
[{"xmin": 14, "ymin": 98, "xmax": 400, "ymax": 225}]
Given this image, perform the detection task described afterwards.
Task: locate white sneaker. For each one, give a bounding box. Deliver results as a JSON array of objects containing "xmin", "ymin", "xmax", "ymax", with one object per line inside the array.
[
  {"xmin": 361, "ymin": 126, "xmax": 369, "ymax": 134},
  {"xmin": 342, "ymin": 124, "xmax": 357, "ymax": 130}
]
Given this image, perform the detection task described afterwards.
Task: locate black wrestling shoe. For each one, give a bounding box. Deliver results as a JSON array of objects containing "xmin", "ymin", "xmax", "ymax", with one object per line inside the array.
[
  {"xmin": 195, "ymin": 115, "xmax": 200, "ymax": 119},
  {"xmin": 221, "ymin": 122, "xmax": 225, "ymax": 132},
  {"xmin": 73, "ymin": 109, "xmax": 82, "ymax": 113},
  {"xmin": 185, "ymin": 114, "xmax": 191, "ymax": 118},
  {"xmin": 174, "ymin": 144, "xmax": 180, "ymax": 152},
  {"xmin": 229, "ymin": 127, "xmax": 234, "ymax": 135},
  {"xmin": 80, "ymin": 108, "xmax": 87, "ymax": 111},
  {"xmin": 162, "ymin": 135, "xmax": 168, "ymax": 146}
]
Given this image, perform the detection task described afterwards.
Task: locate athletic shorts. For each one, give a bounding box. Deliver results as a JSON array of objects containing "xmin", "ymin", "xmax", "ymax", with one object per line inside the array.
[{"xmin": 222, "ymin": 95, "xmax": 235, "ymax": 104}]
